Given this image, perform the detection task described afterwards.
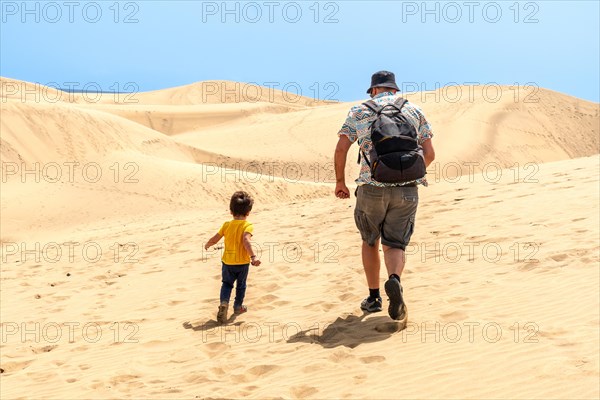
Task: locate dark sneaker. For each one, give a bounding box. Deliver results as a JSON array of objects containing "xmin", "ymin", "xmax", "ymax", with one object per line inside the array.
[
  {"xmin": 233, "ymin": 305, "xmax": 248, "ymax": 315},
  {"xmin": 360, "ymin": 296, "xmax": 383, "ymax": 312},
  {"xmin": 217, "ymin": 302, "xmax": 229, "ymax": 324},
  {"xmin": 384, "ymin": 278, "xmax": 405, "ymax": 320}
]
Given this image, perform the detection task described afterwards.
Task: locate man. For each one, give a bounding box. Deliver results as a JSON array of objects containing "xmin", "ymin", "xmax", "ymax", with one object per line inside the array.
[{"xmin": 334, "ymin": 71, "xmax": 435, "ymax": 320}]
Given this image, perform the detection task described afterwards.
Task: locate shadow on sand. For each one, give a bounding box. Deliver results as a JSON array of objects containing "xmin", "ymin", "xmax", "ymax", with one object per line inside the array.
[
  {"xmin": 287, "ymin": 310, "xmax": 408, "ymax": 349},
  {"xmin": 182, "ymin": 313, "xmax": 242, "ymax": 332},
  {"xmin": 182, "ymin": 308, "xmax": 407, "ymax": 349}
]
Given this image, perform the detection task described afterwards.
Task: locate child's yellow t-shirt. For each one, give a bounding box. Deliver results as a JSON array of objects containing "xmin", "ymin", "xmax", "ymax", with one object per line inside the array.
[{"xmin": 218, "ymin": 220, "xmax": 254, "ymax": 265}]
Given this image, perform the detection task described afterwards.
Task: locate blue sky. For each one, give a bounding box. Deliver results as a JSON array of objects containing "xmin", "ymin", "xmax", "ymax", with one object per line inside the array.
[{"xmin": 1, "ymin": 1, "xmax": 599, "ymax": 102}]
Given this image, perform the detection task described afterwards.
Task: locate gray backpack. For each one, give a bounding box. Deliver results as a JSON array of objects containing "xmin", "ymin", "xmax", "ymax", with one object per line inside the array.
[{"xmin": 360, "ymin": 97, "xmax": 426, "ymax": 183}]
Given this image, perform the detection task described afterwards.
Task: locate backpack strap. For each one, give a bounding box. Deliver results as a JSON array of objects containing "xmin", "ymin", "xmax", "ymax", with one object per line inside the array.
[
  {"xmin": 357, "ymin": 148, "xmax": 372, "ymax": 166},
  {"xmin": 358, "ymin": 100, "xmax": 381, "ymax": 165},
  {"xmin": 362, "ymin": 100, "xmax": 382, "ymax": 114},
  {"xmin": 394, "ymin": 97, "xmax": 408, "ymax": 110},
  {"xmin": 360, "ymin": 149, "xmax": 371, "ymax": 167}
]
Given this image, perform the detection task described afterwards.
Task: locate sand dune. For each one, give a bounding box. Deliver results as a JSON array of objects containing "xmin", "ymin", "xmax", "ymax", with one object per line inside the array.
[
  {"xmin": 95, "ymin": 84, "xmax": 600, "ymax": 183},
  {"xmin": 0, "ymin": 77, "xmax": 327, "ymax": 107},
  {"xmin": 0, "ymin": 90, "xmax": 333, "ymax": 237},
  {"xmin": 83, "ymin": 102, "xmax": 304, "ymax": 136},
  {"xmin": 111, "ymin": 80, "xmax": 331, "ymax": 107},
  {"xmin": 1, "ymin": 77, "xmax": 87, "ymax": 104},
  {"xmin": 0, "ymin": 78, "xmax": 598, "ymax": 399}
]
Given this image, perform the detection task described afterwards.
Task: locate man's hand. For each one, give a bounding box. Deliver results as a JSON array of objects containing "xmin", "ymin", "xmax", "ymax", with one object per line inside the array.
[
  {"xmin": 204, "ymin": 243, "xmax": 210, "ymax": 251},
  {"xmin": 335, "ymin": 182, "xmax": 350, "ymax": 199},
  {"xmin": 251, "ymin": 256, "xmax": 261, "ymax": 266}
]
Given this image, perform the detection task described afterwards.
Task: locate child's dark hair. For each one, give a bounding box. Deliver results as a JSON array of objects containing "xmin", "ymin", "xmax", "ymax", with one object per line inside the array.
[{"xmin": 230, "ymin": 191, "xmax": 254, "ymax": 216}]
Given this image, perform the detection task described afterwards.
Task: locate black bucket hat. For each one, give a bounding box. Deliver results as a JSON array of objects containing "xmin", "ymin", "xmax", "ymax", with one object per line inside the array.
[{"xmin": 366, "ymin": 70, "xmax": 400, "ymax": 94}]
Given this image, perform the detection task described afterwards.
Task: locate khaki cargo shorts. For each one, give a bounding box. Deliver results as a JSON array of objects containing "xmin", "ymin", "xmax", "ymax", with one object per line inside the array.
[{"xmin": 354, "ymin": 184, "xmax": 418, "ymax": 250}]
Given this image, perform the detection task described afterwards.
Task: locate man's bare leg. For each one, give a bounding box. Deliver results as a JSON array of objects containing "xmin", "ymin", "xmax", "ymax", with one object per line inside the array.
[
  {"xmin": 362, "ymin": 239, "xmax": 381, "ymax": 289},
  {"xmin": 382, "ymin": 245, "xmax": 406, "ymax": 278},
  {"xmin": 382, "ymin": 244, "xmax": 406, "ymax": 320}
]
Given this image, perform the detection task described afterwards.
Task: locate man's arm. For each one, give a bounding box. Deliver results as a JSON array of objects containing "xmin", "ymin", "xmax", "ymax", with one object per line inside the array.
[
  {"xmin": 334, "ymin": 135, "xmax": 352, "ymax": 198},
  {"xmin": 414, "ymin": 105, "xmax": 435, "ymax": 168},
  {"xmin": 204, "ymin": 233, "xmax": 222, "ymax": 250},
  {"xmin": 421, "ymin": 138, "xmax": 435, "ymax": 167}
]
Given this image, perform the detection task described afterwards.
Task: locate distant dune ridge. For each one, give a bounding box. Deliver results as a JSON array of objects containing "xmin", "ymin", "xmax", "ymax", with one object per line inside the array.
[{"xmin": 0, "ymin": 77, "xmax": 598, "ymax": 399}]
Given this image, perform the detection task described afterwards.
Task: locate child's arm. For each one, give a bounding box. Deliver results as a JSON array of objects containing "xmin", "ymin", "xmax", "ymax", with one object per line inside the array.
[
  {"xmin": 243, "ymin": 232, "xmax": 261, "ymax": 266},
  {"xmin": 204, "ymin": 233, "xmax": 223, "ymax": 250}
]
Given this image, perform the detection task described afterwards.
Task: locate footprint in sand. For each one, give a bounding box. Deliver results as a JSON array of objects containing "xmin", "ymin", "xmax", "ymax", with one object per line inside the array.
[
  {"xmin": 184, "ymin": 374, "xmax": 211, "ymax": 384},
  {"xmin": 556, "ymin": 341, "xmax": 578, "ymax": 348},
  {"xmin": 550, "ymin": 254, "xmax": 568, "ymax": 262},
  {"xmin": 338, "ymin": 293, "xmax": 354, "ymax": 302},
  {"xmin": 69, "ymin": 345, "xmax": 89, "ymax": 353},
  {"xmin": 246, "ymin": 364, "xmax": 281, "ymax": 377},
  {"xmin": 263, "ymin": 283, "xmax": 281, "ymax": 291},
  {"xmin": 278, "ymin": 265, "xmax": 292, "ymax": 273},
  {"xmin": 205, "ymin": 342, "xmax": 229, "ymax": 359},
  {"xmin": 1, "ymin": 360, "xmax": 33, "ymax": 374},
  {"xmin": 109, "ymin": 374, "xmax": 144, "ymax": 390},
  {"xmin": 141, "ymin": 269, "xmax": 163, "ymax": 275},
  {"xmin": 359, "ymin": 355, "xmax": 386, "ymax": 364},
  {"xmin": 145, "ymin": 246, "xmax": 162, "ymax": 255},
  {"xmin": 448, "ymin": 296, "xmax": 469, "ymax": 303},
  {"xmin": 89, "ymin": 381, "xmax": 104, "ymax": 390},
  {"xmin": 209, "ymin": 366, "xmax": 227, "ymax": 377},
  {"xmin": 440, "ymin": 310, "xmax": 468, "ymax": 321},
  {"xmin": 328, "ymin": 349, "xmax": 354, "ymax": 362},
  {"xmin": 255, "ymin": 294, "xmax": 278, "ymax": 305},
  {"xmin": 30, "ymin": 345, "xmax": 58, "ymax": 354},
  {"xmin": 301, "ymin": 364, "xmax": 325, "ymax": 373},
  {"xmin": 290, "ymin": 385, "xmax": 319, "ymax": 399},
  {"xmin": 517, "ymin": 262, "xmax": 540, "ymax": 272}
]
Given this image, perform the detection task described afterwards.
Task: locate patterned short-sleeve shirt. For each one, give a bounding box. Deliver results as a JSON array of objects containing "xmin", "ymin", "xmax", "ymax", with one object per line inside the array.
[{"xmin": 338, "ymin": 92, "xmax": 434, "ymax": 187}]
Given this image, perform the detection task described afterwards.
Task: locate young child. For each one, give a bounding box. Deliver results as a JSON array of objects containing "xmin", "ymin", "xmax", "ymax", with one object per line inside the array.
[{"xmin": 204, "ymin": 191, "xmax": 261, "ymax": 324}]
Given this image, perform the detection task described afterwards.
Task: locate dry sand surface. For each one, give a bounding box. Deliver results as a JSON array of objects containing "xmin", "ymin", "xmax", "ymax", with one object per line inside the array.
[{"xmin": 1, "ymin": 78, "xmax": 599, "ymax": 399}]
